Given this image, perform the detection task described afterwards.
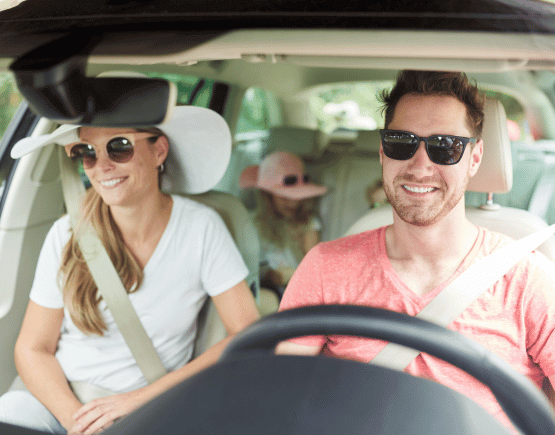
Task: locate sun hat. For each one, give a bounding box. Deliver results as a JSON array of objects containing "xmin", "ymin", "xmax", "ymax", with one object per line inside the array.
[
  {"xmin": 239, "ymin": 151, "xmax": 327, "ymax": 200},
  {"xmin": 10, "ymin": 105, "xmax": 232, "ymax": 194}
]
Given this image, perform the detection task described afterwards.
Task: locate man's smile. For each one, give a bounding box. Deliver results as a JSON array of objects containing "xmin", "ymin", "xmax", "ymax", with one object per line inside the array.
[{"xmin": 402, "ymin": 185, "xmax": 438, "ymax": 194}]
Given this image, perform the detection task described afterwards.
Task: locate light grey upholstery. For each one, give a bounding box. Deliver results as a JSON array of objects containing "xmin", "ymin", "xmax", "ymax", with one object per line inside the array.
[
  {"xmin": 267, "ymin": 126, "xmax": 327, "ymax": 157},
  {"xmin": 185, "ymin": 191, "xmax": 279, "ymax": 357},
  {"xmin": 466, "ymin": 99, "xmax": 513, "ymax": 193},
  {"xmin": 185, "ymin": 191, "xmax": 260, "ymax": 294},
  {"xmin": 354, "ymin": 129, "xmax": 381, "ymax": 153}
]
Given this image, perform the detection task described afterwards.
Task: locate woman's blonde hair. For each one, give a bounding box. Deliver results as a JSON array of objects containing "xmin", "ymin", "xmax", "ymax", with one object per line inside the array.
[
  {"xmin": 253, "ymin": 190, "xmax": 316, "ymax": 263},
  {"xmin": 58, "ymin": 128, "xmax": 163, "ymax": 335}
]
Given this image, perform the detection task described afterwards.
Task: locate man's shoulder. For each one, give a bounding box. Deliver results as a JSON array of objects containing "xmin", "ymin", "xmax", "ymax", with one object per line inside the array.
[
  {"xmin": 479, "ymin": 226, "xmax": 555, "ymax": 274},
  {"xmin": 479, "ymin": 226, "xmax": 515, "ymax": 253}
]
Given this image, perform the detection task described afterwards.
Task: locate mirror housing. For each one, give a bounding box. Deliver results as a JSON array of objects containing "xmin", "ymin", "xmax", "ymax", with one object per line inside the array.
[{"xmin": 10, "ymin": 34, "xmax": 176, "ymax": 126}]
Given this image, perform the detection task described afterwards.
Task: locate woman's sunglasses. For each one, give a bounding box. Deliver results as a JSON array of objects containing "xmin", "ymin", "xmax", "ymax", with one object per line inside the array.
[
  {"xmin": 283, "ymin": 174, "xmax": 310, "ymax": 186},
  {"xmin": 70, "ymin": 134, "xmax": 159, "ymax": 169},
  {"xmin": 379, "ymin": 129, "xmax": 477, "ymax": 166}
]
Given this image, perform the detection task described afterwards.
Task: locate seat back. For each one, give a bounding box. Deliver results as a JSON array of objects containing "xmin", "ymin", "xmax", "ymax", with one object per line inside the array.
[
  {"xmin": 318, "ymin": 129, "xmax": 383, "ymax": 241},
  {"xmin": 184, "ymin": 191, "xmax": 257, "ymax": 358},
  {"xmin": 185, "ymin": 191, "xmax": 260, "ymax": 294},
  {"xmin": 184, "ymin": 191, "xmax": 279, "ymax": 357},
  {"xmin": 344, "ymin": 99, "xmax": 555, "ymax": 262}
]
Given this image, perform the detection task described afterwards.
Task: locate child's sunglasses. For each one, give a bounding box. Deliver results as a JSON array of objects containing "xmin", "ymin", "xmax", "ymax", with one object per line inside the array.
[
  {"xmin": 70, "ymin": 135, "xmax": 159, "ymax": 169},
  {"xmin": 379, "ymin": 129, "xmax": 477, "ymax": 166},
  {"xmin": 282, "ymin": 173, "xmax": 310, "ymax": 186}
]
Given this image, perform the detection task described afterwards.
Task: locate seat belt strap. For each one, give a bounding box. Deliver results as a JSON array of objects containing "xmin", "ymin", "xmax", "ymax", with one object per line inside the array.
[
  {"xmin": 370, "ymin": 222, "xmax": 555, "ymax": 371},
  {"xmin": 58, "ymin": 148, "xmax": 167, "ymax": 384}
]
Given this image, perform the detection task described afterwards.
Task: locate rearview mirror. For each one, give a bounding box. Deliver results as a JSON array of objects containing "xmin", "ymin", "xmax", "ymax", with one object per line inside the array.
[{"xmin": 9, "ymin": 34, "xmax": 176, "ymax": 126}]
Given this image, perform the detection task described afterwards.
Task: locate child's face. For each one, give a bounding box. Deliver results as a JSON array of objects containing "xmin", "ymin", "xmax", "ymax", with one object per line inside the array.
[{"xmin": 272, "ymin": 194, "xmax": 303, "ymax": 220}]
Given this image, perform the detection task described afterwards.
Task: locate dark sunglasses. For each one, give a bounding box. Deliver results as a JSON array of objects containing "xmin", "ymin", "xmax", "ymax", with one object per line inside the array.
[
  {"xmin": 70, "ymin": 135, "xmax": 159, "ymax": 169},
  {"xmin": 379, "ymin": 129, "xmax": 477, "ymax": 166},
  {"xmin": 283, "ymin": 174, "xmax": 310, "ymax": 186}
]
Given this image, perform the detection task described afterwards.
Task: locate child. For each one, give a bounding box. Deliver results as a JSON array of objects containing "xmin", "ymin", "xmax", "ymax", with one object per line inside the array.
[
  {"xmin": 239, "ymin": 151, "xmax": 327, "ymax": 295},
  {"xmin": 366, "ymin": 179, "xmax": 388, "ymax": 209}
]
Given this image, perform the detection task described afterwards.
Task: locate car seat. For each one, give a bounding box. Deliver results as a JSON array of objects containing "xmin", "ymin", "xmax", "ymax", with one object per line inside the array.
[
  {"xmin": 317, "ymin": 129, "xmax": 384, "ymax": 241},
  {"xmin": 344, "ymin": 98, "xmax": 555, "ymax": 261},
  {"xmin": 183, "ymin": 191, "xmax": 279, "ymax": 357}
]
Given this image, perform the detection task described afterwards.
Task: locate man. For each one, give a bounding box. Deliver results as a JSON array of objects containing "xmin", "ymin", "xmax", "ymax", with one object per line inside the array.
[{"xmin": 277, "ymin": 70, "xmax": 555, "ymax": 429}]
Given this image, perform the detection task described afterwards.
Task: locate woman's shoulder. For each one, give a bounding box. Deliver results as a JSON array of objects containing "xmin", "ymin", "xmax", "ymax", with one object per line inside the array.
[
  {"xmin": 46, "ymin": 214, "xmax": 72, "ymax": 242},
  {"xmin": 169, "ymin": 195, "xmax": 228, "ymax": 233},
  {"xmin": 171, "ymin": 195, "xmax": 221, "ymax": 219}
]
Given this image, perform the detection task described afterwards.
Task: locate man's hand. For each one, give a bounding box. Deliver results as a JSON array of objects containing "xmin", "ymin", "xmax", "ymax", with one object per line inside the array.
[{"xmin": 69, "ymin": 390, "xmax": 147, "ymax": 434}]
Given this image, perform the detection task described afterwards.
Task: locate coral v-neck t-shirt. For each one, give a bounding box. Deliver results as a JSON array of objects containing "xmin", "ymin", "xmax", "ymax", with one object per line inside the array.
[{"xmin": 279, "ymin": 226, "xmax": 555, "ymax": 428}]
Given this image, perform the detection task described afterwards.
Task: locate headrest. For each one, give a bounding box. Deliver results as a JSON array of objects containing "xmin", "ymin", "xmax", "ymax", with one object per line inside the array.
[
  {"xmin": 266, "ymin": 126, "xmax": 324, "ymax": 157},
  {"xmin": 466, "ymin": 99, "xmax": 513, "ymax": 193},
  {"xmin": 354, "ymin": 129, "xmax": 382, "ymax": 153}
]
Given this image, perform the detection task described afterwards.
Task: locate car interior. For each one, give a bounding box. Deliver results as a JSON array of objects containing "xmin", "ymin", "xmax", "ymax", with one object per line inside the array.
[{"xmin": 1, "ymin": 0, "xmax": 555, "ymax": 433}]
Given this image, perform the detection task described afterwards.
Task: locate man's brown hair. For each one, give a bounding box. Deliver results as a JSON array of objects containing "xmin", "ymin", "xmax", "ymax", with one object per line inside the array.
[{"xmin": 380, "ymin": 70, "xmax": 485, "ymax": 138}]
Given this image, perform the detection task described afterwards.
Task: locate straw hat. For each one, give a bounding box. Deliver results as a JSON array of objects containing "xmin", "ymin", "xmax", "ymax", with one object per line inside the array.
[{"xmin": 11, "ymin": 105, "xmax": 231, "ymax": 194}]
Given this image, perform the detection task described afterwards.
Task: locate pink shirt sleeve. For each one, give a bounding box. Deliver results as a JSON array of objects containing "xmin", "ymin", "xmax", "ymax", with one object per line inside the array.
[{"xmin": 522, "ymin": 251, "xmax": 555, "ymax": 377}]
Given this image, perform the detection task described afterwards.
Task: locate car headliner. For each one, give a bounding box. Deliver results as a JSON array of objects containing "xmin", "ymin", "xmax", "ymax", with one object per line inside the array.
[{"xmin": 0, "ymin": 0, "xmax": 553, "ymax": 59}]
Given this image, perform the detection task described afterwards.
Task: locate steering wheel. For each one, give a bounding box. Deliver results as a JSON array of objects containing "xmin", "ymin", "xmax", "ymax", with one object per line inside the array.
[{"xmin": 106, "ymin": 305, "xmax": 555, "ymax": 435}]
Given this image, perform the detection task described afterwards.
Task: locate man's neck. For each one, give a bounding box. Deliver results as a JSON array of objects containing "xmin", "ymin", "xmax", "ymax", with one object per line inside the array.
[{"xmin": 385, "ymin": 209, "xmax": 479, "ymax": 297}]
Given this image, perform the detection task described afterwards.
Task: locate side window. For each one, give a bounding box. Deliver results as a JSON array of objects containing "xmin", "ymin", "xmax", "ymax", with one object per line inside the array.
[
  {"xmin": 143, "ymin": 72, "xmax": 229, "ymax": 111},
  {"xmin": 235, "ymin": 87, "xmax": 281, "ymax": 135},
  {"xmin": 464, "ymin": 90, "xmax": 547, "ymax": 218},
  {"xmin": 0, "ymin": 74, "xmax": 23, "ymax": 135},
  {"xmin": 215, "ymin": 87, "xmax": 281, "ymax": 200},
  {"xmin": 0, "ymin": 72, "xmax": 24, "ymax": 200},
  {"xmin": 310, "ymin": 81, "xmax": 393, "ymax": 134}
]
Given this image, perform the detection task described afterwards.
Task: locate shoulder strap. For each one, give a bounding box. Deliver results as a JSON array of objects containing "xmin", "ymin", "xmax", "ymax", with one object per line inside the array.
[
  {"xmin": 370, "ymin": 224, "xmax": 555, "ymax": 371},
  {"xmin": 58, "ymin": 148, "xmax": 167, "ymax": 384}
]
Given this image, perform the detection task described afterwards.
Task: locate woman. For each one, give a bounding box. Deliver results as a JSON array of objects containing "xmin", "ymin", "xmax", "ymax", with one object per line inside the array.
[
  {"xmin": 239, "ymin": 151, "xmax": 327, "ymax": 295},
  {"xmin": 0, "ymin": 106, "xmax": 260, "ymax": 434}
]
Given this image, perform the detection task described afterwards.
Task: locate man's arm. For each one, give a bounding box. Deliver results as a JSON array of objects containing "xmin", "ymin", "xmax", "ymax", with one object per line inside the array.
[{"xmin": 275, "ymin": 341, "xmax": 322, "ymax": 356}]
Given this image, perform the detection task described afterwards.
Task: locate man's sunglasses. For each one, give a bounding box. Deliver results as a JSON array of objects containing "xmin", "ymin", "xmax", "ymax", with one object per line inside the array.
[
  {"xmin": 283, "ymin": 174, "xmax": 310, "ymax": 186},
  {"xmin": 379, "ymin": 129, "xmax": 477, "ymax": 166},
  {"xmin": 70, "ymin": 134, "xmax": 159, "ymax": 170}
]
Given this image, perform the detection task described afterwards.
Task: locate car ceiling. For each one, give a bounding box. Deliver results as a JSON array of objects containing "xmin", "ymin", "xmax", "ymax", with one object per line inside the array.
[
  {"xmin": 0, "ymin": 0, "xmax": 553, "ymax": 139},
  {"xmin": 0, "ymin": 0, "xmax": 553, "ymax": 59}
]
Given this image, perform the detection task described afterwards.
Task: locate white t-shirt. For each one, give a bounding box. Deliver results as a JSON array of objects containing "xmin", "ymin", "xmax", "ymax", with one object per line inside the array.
[{"xmin": 29, "ymin": 195, "xmax": 248, "ymax": 393}]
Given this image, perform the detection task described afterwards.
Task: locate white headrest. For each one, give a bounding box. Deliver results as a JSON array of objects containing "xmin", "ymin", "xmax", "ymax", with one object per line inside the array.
[{"xmin": 466, "ymin": 99, "xmax": 513, "ymax": 193}]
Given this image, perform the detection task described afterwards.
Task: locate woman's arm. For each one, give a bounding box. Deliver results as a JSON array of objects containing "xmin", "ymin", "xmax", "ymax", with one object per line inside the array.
[
  {"xmin": 15, "ymin": 301, "xmax": 83, "ymax": 431},
  {"xmin": 73, "ymin": 280, "xmax": 260, "ymax": 434}
]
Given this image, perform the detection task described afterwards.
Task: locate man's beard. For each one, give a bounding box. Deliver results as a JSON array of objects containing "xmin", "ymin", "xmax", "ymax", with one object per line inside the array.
[{"xmin": 383, "ymin": 174, "xmax": 469, "ymax": 226}]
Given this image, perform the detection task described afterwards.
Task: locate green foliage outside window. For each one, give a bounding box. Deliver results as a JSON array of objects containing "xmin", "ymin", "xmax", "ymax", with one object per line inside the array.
[
  {"xmin": 310, "ymin": 81, "xmax": 394, "ymax": 134},
  {"xmin": 0, "ymin": 73, "xmax": 22, "ymax": 139},
  {"xmin": 142, "ymin": 72, "xmax": 215, "ymax": 107},
  {"xmin": 236, "ymin": 87, "xmax": 281, "ymax": 136}
]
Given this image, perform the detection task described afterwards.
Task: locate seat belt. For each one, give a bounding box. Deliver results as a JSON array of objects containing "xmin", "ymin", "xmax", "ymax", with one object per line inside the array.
[
  {"xmin": 371, "ymin": 222, "xmax": 555, "ymax": 371},
  {"xmin": 58, "ymin": 148, "xmax": 167, "ymax": 384}
]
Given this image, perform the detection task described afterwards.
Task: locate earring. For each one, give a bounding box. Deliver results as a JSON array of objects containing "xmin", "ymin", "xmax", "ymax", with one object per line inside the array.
[{"xmin": 159, "ymin": 163, "xmax": 165, "ymax": 173}]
